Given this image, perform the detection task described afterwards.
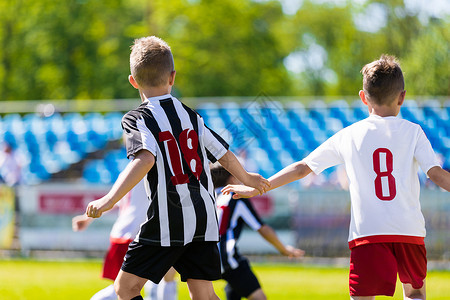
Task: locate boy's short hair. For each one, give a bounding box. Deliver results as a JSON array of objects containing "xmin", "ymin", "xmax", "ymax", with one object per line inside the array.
[
  {"xmin": 130, "ymin": 36, "xmax": 175, "ymax": 88},
  {"xmin": 210, "ymin": 163, "xmax": 232, "ymax": 189},
  {"xmin": 361, "ymin": 54, "xmax": 404, "ymax": 106}
]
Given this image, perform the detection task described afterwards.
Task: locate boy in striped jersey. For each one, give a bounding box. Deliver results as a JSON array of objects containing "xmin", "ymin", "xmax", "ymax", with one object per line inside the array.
[
  {"xmin": 85, "ymin": 36, "xmax": 269, "ymax": 300},
  {"xmin": 222, "ymin": 55, "xmax": 450, "ymax": 300},
  {"xmin": 73, "ymin": 179, "xmax": 177, "ymax": 300},
  {"xmin": 211, "ymin": 164, "xmax": 303, "ymax": 300}
]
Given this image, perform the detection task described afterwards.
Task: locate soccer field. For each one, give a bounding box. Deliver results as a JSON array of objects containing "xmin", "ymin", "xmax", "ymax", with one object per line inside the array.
[{"xmin": 1, "ymin": 259, "xmax": 449, "ymax": 299}]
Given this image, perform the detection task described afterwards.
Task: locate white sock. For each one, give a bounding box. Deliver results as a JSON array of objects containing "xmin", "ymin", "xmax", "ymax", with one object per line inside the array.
[
  {"xmin": 90, "ymin": 284, "xmax": 117, "ymax": 300},
  {"xmin": 143, "ymin": 281, "xmax": 158, "ymax": 300},
  {"xmin": 159, "ymin": 280, "xmax": 177, "ymax": 300}
]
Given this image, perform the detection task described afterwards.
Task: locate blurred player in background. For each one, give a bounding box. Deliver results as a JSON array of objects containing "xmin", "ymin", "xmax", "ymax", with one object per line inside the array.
[
  {"xmin": 84, "ymin": 36, "xmax": 269, "ymax": 300},
  {"xmin": 73, "ymin": 179, "xmax": 178, "ymax": 300},
  {"xmin": 211, "ymin": 163, "xmax": 304, "ymax": 300},
  {"xmin": 0, "ymin": 141, "xmax": 22, "ymax": 187},
  {"xmin": 223, "ymin": 55, "xmax": 450, "ymax": 300}
]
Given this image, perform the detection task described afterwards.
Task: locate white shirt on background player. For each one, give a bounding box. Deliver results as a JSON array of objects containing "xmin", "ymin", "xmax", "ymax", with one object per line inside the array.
[
  {"xmin": 110, "ymin": 179, "xmax": 148, "ymax": 243},
  {"xmin": 303, "ymin": 115, "xmax": 440, "ymax": 244}
]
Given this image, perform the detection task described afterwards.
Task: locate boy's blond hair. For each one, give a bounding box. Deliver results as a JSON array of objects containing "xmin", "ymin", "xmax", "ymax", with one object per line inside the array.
[
  {"xmin": 130, "ymin": 36, "xmax": 174, "ymax": 88},
  {"xmin": 361, "ymin": 54, "xmax": 404, "ymax": 106}
]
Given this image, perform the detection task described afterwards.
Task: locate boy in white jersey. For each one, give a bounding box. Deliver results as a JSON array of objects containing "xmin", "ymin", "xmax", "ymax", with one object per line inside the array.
[
  {"xmin": 222, "ymin": 55, "xmax": 450, "ymax": 300},
  {"xmin": 84, "ymin": 36, "xmax": 270, "ymax": 300}
]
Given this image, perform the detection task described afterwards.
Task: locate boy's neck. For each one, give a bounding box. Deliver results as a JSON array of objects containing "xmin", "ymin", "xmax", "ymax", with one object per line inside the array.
[
  {"xmin": 363, "ymin": 90, "xmax": 405, "ymax": 118},
  {"xmin": 368, "ymin": 106, "xmax": 399, "ymax": 117},
  {"xmin": 139, "ymin": 86, "xmax": 172, "ymax": 102},
  {"xmin": 366, "ymin": 100, "xmax": 401, "ymax": 118}
]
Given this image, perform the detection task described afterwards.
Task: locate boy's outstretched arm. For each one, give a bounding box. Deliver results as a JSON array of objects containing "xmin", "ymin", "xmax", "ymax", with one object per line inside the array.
[
  {"xmin": 86, "ymin": 150, "xmax": 155, "ymax": 218},
  {"xmin": 258, "ymin": 225, "xmax": 304, "ymax": 258},
  {"xmin": 218, "ymin": 150, "xmax": 270, "ymax": 194},
  {"xmin": 428, "ymin": 166, "xmax": 450, "ymax": 192},
  {"xmin": 222, "ymin": 160, "xmax": 313, "ymax": 198},
  {"xmin": 72, "ymin": 214, "xmax": 93, "ymax": 231}
]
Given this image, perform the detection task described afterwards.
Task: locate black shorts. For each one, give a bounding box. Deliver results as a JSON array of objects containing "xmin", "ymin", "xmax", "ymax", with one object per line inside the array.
[
  {"xmin": 121, "ymin": 241, "xmax": 221, "ymax": 283},
  {"xmin": 221, "ymin": 259, "xmax": 261, "ymax": 297}
]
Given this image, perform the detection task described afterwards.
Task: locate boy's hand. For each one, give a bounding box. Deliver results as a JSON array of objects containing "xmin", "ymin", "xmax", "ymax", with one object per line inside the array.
[
  {"xmin": 72, "ymin": 214, "xmax": 93, "ymax": 231},
  {"xmin": 243, "ymin": 173, "xmax": 270, "ymax": 195},
  {"xmin": 86, "ymin": 197, "xmax": 114, "ymax": 218},
  {"xmin": 221, "ymin": 184, "xmax": 259, "ymax": 199},
  {"xmin": 281, "ymin": 245, "xmax": 305, "ymax": 259}
]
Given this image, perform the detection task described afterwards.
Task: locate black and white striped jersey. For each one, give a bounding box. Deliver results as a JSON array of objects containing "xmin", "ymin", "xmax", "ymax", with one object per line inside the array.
[
  {"xmin": 121, "ymin": 94, "xmax": 229, "ymax": 247},
  {"xmin": 216, "ymin": 189, "xmax": 264, "ymax": 273}
]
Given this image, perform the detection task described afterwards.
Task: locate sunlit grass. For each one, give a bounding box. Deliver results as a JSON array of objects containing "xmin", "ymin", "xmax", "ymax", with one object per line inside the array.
[{"xmin": 0, "ymin": 259, "xmax": 448, "ymax": 299}]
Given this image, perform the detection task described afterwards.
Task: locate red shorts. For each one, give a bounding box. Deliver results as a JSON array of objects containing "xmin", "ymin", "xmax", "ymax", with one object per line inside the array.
[
  {"xmin": 349, "ymin": 243, "xmax": 427, "ymax": 297},
  {"xmin": 102, "ymin": 240, "xmax": 133, "ymax": 280}
]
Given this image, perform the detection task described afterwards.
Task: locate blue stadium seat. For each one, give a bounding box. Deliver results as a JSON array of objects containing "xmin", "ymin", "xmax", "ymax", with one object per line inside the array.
[
  {"xmin": 324, "ymin": 117, "xmax": 344, "ymax": 137},
  {"xmin": 104, "ymin": 112, "xmax": 124, "ymax": 140},
  {"xmin": 329, "ymin": 100, "xmax": 354, "ymax": 126},
  {"xmin": 24, "ymin": 130, "xmax": 40, "ymax": 156},
  {"xmin": 83, "ymin": 160, "xmax": 112, "ymax": 184},
  {"xmin": 351, "ymin": 100, "xmax": 369, "ymax": 120},
  {"xmin": 245, "ymin": 146, "xmax": 276, "ymax": 178},
  {"xmin": 104, "ymin": 148, "xmax": 128, "ymax": 181},
  {"xmin": 53, "ymin": 141, "xmax": 81, "ymax": 165},
  {"xmin": 45, "ymin": 128, "xmax": 59, "ymax": 151},
  {"xmin": 3, "ymin": 130, "xmax": 18, "ymax": 150},
  {"xmin": 28, "ymin": 158, "xmax": 50, "ymax": 181},
  {"xmin": 3, "ymin": 99, "xmax": 448, "ymax": 185},
  {"xmin": 308, "ymin": 100, "xmax": 328, "ymax": 129},
  {"xmin": 220, "ymin": 102, "xmax": 241, "ymax": 120},
  {"xmin": 196, "ymin": 102, "xmax": 220, "ymax": 123},
  {"xmin": 400, "ymin": 100, "xmax": 425, "ymax": 124}
]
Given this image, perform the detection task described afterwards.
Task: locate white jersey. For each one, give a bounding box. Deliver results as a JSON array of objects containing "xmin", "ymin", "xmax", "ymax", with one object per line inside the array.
[
  {"xmin": 303, "ymin": 115, "xmax": 440, "ymax": 247},
  {"xmin": 109, "ymin": 179, "xmax": 149, "ymax": 243}
]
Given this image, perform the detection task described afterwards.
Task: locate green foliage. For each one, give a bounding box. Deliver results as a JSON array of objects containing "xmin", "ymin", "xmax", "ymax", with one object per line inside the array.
[
  {"xmin": 151, "ymin": 0, "xmax": 292, "ymax": 97},
  {"xmin": 0, "ymin": 0, "xmax": 448, "ymax": 100},
  {"xmin": 289, "ymin": 0, "xmax": 449, "ymax": 97},
  {"xmin": 0, "ymin": 0, "xmax": 145, "ymax": 100},
  {"xmin": 402, "ymin": 21, "xmax": 450, "ymax": 96}
]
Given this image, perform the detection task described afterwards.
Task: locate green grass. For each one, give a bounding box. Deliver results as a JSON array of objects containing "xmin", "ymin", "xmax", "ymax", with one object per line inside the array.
[{"xmin": 1, "ymin": 259, "xmax": 449, "ymax": 299}]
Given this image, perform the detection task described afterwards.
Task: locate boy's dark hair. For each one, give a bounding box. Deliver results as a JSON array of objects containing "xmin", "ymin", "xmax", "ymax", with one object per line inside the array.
[
  {"xmin": 210, "ymin": 163, "xmax": 232, "ymax": 189},
  {"xmin": 130, "ymin": 36, "xmax": 175, "ymax": 88},
  {"xmin": 361, "ymin": 54, "xmax": 404, "ymax": 106}
]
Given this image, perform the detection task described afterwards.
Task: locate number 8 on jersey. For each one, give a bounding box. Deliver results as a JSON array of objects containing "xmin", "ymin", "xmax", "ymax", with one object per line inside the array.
[{"xmin": 372, "ymin": 148, "xmax": 397, "ymax": 201}]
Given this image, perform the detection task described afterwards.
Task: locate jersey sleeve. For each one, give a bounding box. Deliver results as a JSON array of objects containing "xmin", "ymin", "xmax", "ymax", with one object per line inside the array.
[
  {"xmin": 236, "ymin": 198, "xmax": 264, "ymax": 231},
  {"xmin": 414, "ymin": 128, "xmax": 441, "ymax": 175},
  {"xmin": 122, "ymin": 112, "xmax": 157, "ymax": 159},
  {"xmin": 202, "ymin": 123, "xmax": 229, "ymax": 163},
  {"xmin": 302, "ymin": 132, "xmax": 343, "ymax": 174}
]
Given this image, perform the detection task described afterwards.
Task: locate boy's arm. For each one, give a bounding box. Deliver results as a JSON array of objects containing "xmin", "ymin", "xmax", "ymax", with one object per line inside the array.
[
  {"xmin": 222, "ymin": 160, "xmax": 313, "ymax": 198},
  {"xmin": 268, "ymin": 160, "xmax": 313, "ymax": 190},
  {"xmin": 218, "ymin": 150, "xmax": 270, "ymax": 194},
  {"xmin": 86, "ymin": 150, "xmax": 155, "ymax": 218},
  {"xmin": 72, "ymin": 214, "xmax": 94, "ymax": 231},
  {"xmin": 428, "ymin": 166, "xmax": 450, "ymax": 192},
  {"xmin": 258, "ymin": 225, "xmax": 304, "ymax": 258}
]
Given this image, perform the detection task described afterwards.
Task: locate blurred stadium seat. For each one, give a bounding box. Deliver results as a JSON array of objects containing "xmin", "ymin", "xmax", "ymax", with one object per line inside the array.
[{"xmin": 1, "ymin": 100, "xmax": 448, "ymax": 185}]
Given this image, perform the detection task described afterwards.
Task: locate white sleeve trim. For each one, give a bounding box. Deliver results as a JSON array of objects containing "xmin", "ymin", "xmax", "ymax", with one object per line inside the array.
[{"xmin": 136, "ymin": 118, "xmax": 157, "ymax": 157}]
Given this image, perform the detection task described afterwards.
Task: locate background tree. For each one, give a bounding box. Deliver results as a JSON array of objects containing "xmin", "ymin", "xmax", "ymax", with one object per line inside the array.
[
  {"xmin": 150, "ymin": 0, "xmax": 293, "ymax": 97},
  {"xmin": 0, "ymin": 0, "xmax": 145, "ymax": 100},
  {"xmin": 0, "ymin": 0, "xmax": 448, "ymax": 100}
]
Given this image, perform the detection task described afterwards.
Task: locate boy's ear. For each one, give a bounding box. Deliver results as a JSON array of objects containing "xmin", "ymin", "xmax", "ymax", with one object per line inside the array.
[
  {"xmin": 129, "ymin": 75, "xmax": 140, "ymax": 89},
  {"xmin": 359, "ymin": 90, "xmax": 368, "ymax": 106},
  {"xmin": 398, "ymin": 90, "xmax": 406, "ymax": 105},
  {"xmin": 168, "ymin": 70, "xmax": 176, "ymax": 86}
]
